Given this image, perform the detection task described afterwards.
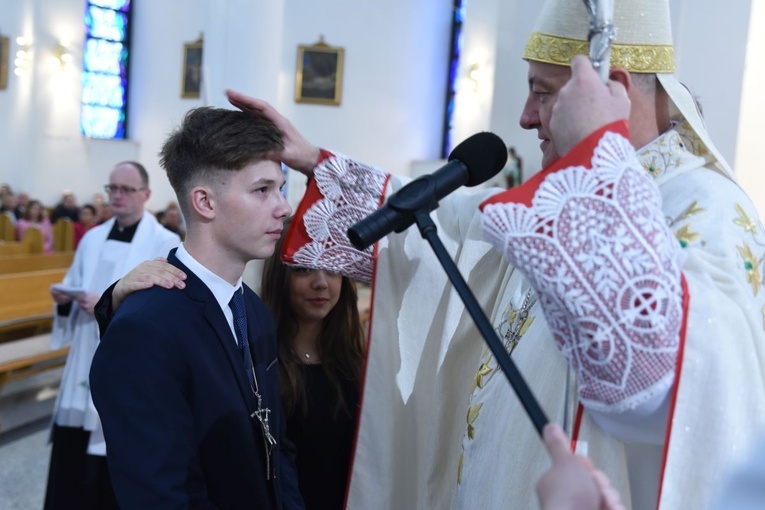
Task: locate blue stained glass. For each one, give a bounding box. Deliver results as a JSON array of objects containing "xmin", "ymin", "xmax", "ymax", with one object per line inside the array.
[
  {"xmin": 442, "ymin": 0, "xmax": 467, "ymax": 157},
  {"xmin": 454, "ymin": 1, "xmax": 466, "ymax": 22},
  {"xmin": 84, "ymin": 39, "xmax": 126, "ymax": 75},
  {"xmin": 82, "ymin": 73, "xmax": 125, "ymax": 108},
  {"xmin": 89, "ymin": 0, "xmax": 131, "ymax": 12},
  {"xmin": 81, "ymin": 1, "xmax": 131, "ymax": 139},
  {"xmin": 86, "ymin": 6, "xmax": 128, "ymax": 41},
  {"xmin": 81, "ymin": 105, "xmax": 125, "ymax": 139}
]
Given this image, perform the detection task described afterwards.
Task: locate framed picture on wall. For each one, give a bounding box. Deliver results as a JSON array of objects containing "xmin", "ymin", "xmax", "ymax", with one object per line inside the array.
[
  {"xmin": 0, "ymin": 35, "xmax": 9, "ymax": 90},
  {"xmin": 181, "ymin": 36, "xmax": 203, "ymax": 99},
  {"xmin": 295, "ymin": 38, "xmax": 344, "ymax": 106}
]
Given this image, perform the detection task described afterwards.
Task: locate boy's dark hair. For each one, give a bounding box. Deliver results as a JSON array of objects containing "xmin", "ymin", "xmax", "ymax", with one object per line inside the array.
[{"xmin": 159, "ymin": 107, "xmax": 283, "ymax": 216}]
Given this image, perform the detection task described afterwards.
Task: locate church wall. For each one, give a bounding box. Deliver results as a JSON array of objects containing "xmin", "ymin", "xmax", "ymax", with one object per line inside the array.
[
  {"xmin": 0, "ymin": 0, "xmax": 451, "ymax": 211},
  {"xmin": 0, "ymin": 0, "xmax": 758, "ymax": 214}
]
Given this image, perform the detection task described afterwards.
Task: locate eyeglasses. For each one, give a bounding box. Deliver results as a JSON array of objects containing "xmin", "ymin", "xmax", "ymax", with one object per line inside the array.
[{"xmin": 104, "ymin": 184, "xmax": 147, "ymax": 195}]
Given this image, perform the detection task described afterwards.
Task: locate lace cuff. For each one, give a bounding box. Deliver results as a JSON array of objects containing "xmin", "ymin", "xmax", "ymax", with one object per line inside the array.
[
  {"xmin": 282, "ymin": 151, "xmax": 389, "ymax": 283},
  {"xmin": 482, "ymin": 131, "xmax": 684, "ymax": 412}
]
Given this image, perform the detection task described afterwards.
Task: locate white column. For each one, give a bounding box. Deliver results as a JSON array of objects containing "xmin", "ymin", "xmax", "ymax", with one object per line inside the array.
[
  {"xmin": 203, "ymin": 0, "xmax": 287, "ymax": 108},
  {"xmin": 735, "ymin": 0, "xmax": 765, "ymax": 217}
]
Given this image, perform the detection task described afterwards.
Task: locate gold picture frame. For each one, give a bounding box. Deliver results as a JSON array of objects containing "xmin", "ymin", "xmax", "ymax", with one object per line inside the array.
[
  {"xmin": 0, "ymin": 35, "xmax": 9, "ymax": 90},
  {"xmin": 295, "ymin": 38, "xmax": 344, "ymax": 105},
  {"xmin": 181, "ymin": 36, "xmax": 203, "ymax": 99}
]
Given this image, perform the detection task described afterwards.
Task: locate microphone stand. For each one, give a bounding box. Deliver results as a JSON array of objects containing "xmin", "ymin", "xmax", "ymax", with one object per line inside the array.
[{"xmin": 411, "ymin": 208, "xmax": 549, "ymax": 436}]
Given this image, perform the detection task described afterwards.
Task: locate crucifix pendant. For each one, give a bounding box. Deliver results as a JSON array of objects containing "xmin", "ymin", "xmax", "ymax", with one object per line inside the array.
[{"xmin": 251, "ymin": 393, "xmax": 277, "ymax": 479}]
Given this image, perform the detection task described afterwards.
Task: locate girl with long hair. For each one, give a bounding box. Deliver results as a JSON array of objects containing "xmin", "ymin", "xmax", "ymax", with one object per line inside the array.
[{"xmin": 261, "ymin": 218, "xmax": 366, "ymax": 510}]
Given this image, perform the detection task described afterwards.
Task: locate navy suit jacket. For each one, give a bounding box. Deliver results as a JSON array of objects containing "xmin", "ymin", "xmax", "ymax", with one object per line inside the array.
[{"xmin": 90, "ymin": 250, "xmax": 303, "ymax": 509}]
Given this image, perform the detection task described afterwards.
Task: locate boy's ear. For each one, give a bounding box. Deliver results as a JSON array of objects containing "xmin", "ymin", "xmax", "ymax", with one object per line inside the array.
[{"xmin": 189, "ymin": 186, "xmax": 216, "ymax": 220}]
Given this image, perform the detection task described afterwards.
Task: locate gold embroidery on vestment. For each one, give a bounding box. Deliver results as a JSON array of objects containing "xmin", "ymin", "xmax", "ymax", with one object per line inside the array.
[
  {"xmin": 675, "ymin": 225, "xmax": 701, "ymax": 248},
  {"xmin": 738, "ymin": 243, "xmax": 762, "ymax": 296},
  {"xmin": 734, "ymin": 204, "xmax": 758, "ymax": 234},
  {"xmin": 458, "ymin": 290, "xmax": 537, "ymax": 484}
]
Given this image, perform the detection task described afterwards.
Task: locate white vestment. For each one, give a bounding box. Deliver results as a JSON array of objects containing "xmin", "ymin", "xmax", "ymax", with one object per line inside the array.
[
  {"xmin": 285, "ymin": 126, "xmax": 765, "ymax": 509},
  {"xmin": 50, "ymin": 211, "xmax": 180, "ymax": 455}
]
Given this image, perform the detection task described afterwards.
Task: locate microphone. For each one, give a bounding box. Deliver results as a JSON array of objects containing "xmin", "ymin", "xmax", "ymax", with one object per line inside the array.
[{"xmin": 347, "ymin": 132, "xmax": 507, "ymax": 250}]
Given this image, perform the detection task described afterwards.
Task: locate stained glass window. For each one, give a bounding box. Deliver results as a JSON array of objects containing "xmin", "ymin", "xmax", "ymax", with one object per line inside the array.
[
  {"xmin": 89, "ymin": 0, "xmax": 131, "ymax": 12},
  {"xmin": 81, "ymin": 0, "xmax": 131, "ymax": 139},
  {"xmin": 442, "ymin": 0, "xmax": 466, "ymax": 158}
]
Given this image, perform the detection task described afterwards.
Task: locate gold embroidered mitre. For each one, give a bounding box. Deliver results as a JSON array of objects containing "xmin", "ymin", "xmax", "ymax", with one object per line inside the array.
[
  {"xmin": 524, "ymin": 0, "xmax": 675, "ymax": 73},
  {"xmin": 523, "ymin": 0, "xmax": 734, "ymax": 179}
]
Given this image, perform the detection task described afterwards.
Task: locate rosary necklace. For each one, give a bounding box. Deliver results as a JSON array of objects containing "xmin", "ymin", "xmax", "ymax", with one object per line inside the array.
[{"xmin": 249, "ymin": 363, "xmax": 277, "ymax": 479}]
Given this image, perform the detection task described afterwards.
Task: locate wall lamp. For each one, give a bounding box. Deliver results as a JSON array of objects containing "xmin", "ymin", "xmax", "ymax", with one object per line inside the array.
[
  {"xmin": 14, "ymin": 36, "xmax": 33, "ymax": 76},
  {"xmin": 52, "ymin": 40, "xmax": 73, "ymax": 66}
]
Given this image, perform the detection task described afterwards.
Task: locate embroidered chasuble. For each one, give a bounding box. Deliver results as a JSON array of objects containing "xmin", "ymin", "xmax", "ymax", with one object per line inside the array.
[{"xmin": 282, "ymin": 124, "xmax": 765, "ymax": 509}]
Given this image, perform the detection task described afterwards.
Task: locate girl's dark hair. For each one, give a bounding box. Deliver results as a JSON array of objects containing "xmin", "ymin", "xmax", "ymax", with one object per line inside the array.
[
  {"xmin": 23, "ymin": 199, "xmax": 44, "ymax": 222},
  {"xmin": 81, "ymin": 204, "xmax": 97, "ymax": 216},
  {"xmin": 261, "ymin": 218, "xmax": 366, "ymax": 418}
]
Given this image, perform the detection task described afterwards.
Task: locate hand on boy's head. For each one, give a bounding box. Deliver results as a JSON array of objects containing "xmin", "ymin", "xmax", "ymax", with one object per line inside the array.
[
  {"xmin": 549, "ymin": 55, "xmax": 630, "ymax": 157},
  {"xmin": 112, "ymin": 257, "xmax": 187, "ymax": 311},
  {"xmin": 225, "ymin": 89, "xmax": 321, "ymax": 175}
]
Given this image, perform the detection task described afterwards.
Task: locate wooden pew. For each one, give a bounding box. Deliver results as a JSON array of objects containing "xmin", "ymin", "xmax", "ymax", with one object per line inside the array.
[
  {"xmin": 0, "ymin": 242, "xmax": 30, "ymax": 256},
  {"xmin": 20, "ymin": 226, "xmax": 44, "ymax": 253},
  {"xmin": 0, "ymin": 268, "xmax": 67, "ymax": 343},
  {"xmin": 53, "ymin": 218, "xmax": 75, "ymax": 252},
  {"xmin": 0, "ymin": 333, "xmax": 69, "ymax": 428},
  {"xmin": 0, "ymin": 214, "xmax": 14, "ymax": 242},
  {"xmin": 0, "ymin": 252, "xmax": 73, "ymax": 275}
]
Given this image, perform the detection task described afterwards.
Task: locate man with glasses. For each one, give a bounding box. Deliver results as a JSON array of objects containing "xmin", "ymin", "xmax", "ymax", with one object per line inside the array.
[{"xmin": 45, "ymin": 161, "xmax": 180, "ymax": 510}]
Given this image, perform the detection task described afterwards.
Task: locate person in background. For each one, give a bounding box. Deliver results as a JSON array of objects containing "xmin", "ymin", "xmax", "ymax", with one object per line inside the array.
[
  {"xmin": 74, "ymin": 204, "xmax": 98, "ymax": 248},
  {"xmin": 14, "ymin": 191, "xmax": 30, "ymax": 219},
  {"xmin": 0, "ymin": 192, "xmax": 19, "ymax": 226},
  {"xmin": 95, "ymin": 202, "xmax": 113, "ymax": 224},
  {"xmin": 45, "ymin": 161, "xmax": 180, "ymax": 510},
  {"xmin": 50, "ymin": 191, "xmax": 80, "ymax": 224},
  {"xmin": 159, "ymin": 201, "xmax": 186, "ymax": 239},
  {"xmin": 502, "ymin": 146, "xmax": 523, "ymax": 188},
  {"xmin": 16, "ymin": 199, "xmax": 54, "ymax": 252}
]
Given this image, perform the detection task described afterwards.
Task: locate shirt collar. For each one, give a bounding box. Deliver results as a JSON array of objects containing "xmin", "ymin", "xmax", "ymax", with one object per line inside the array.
[{"xmin": 175, "ymin": 243, "xmax": 244, "ymax": 312}]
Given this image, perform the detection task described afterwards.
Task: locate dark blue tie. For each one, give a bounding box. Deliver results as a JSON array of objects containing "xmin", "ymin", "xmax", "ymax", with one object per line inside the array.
[{"xmin": 229, "ymin": 289, "xmax": 255, "ymax": 389}]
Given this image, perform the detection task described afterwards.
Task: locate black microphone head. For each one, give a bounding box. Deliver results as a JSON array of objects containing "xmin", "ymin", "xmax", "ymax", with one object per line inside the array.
[{"xmin": 448, "ymin": 132, "xmax": 508, "ymax": 187}]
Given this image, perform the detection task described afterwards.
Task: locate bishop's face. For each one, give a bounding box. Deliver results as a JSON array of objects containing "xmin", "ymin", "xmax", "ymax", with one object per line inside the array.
[{"xmin": 519, "ymin": 61, "xmax": 573, "ymax": 168}]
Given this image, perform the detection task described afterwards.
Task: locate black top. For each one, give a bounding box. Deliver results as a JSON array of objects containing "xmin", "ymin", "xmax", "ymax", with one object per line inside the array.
[
  {"xmin": 287, "ymin": 365, "xmax": 359, "ymax": 510},
  {"xmin": 50, "ymin": 204, "xmax": 80, "ymax": 224}
]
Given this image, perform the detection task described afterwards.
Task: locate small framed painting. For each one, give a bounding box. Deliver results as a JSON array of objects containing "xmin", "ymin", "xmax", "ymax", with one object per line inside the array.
[
  {"xmin": 181, "ymin": 36, "xmax": 203, "ymax": 99},
  {"xmin": 295, "ymin": 38, "xmax": 344, "ymax": 106},
  {"xmin": 0, "ymin": 35, "xmax": 9, "ymax": 90}
]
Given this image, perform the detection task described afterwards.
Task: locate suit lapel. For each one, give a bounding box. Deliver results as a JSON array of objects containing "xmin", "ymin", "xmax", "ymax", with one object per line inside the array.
[
  {"xmin": 167, "ymin": 250, "xmax": 257, "ymax": 411},
  {"xmin": 243, "ymin": 290, "xmax": 269, "ymax": 401}
]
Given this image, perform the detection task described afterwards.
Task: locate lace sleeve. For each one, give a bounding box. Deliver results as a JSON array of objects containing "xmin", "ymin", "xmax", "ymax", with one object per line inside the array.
[
  {"xmin": 286, "ymin": 152, "xmax": 389, "ymax": 283},
  {"xmin": 482, "ymin": 132, "xmax": 685, "ymax": 412}
]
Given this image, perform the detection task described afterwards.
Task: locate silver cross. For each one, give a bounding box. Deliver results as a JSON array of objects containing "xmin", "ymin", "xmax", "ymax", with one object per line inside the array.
[{"xmin": 251, "ymin": 393, "xmax": 277, "ymax": 479}]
